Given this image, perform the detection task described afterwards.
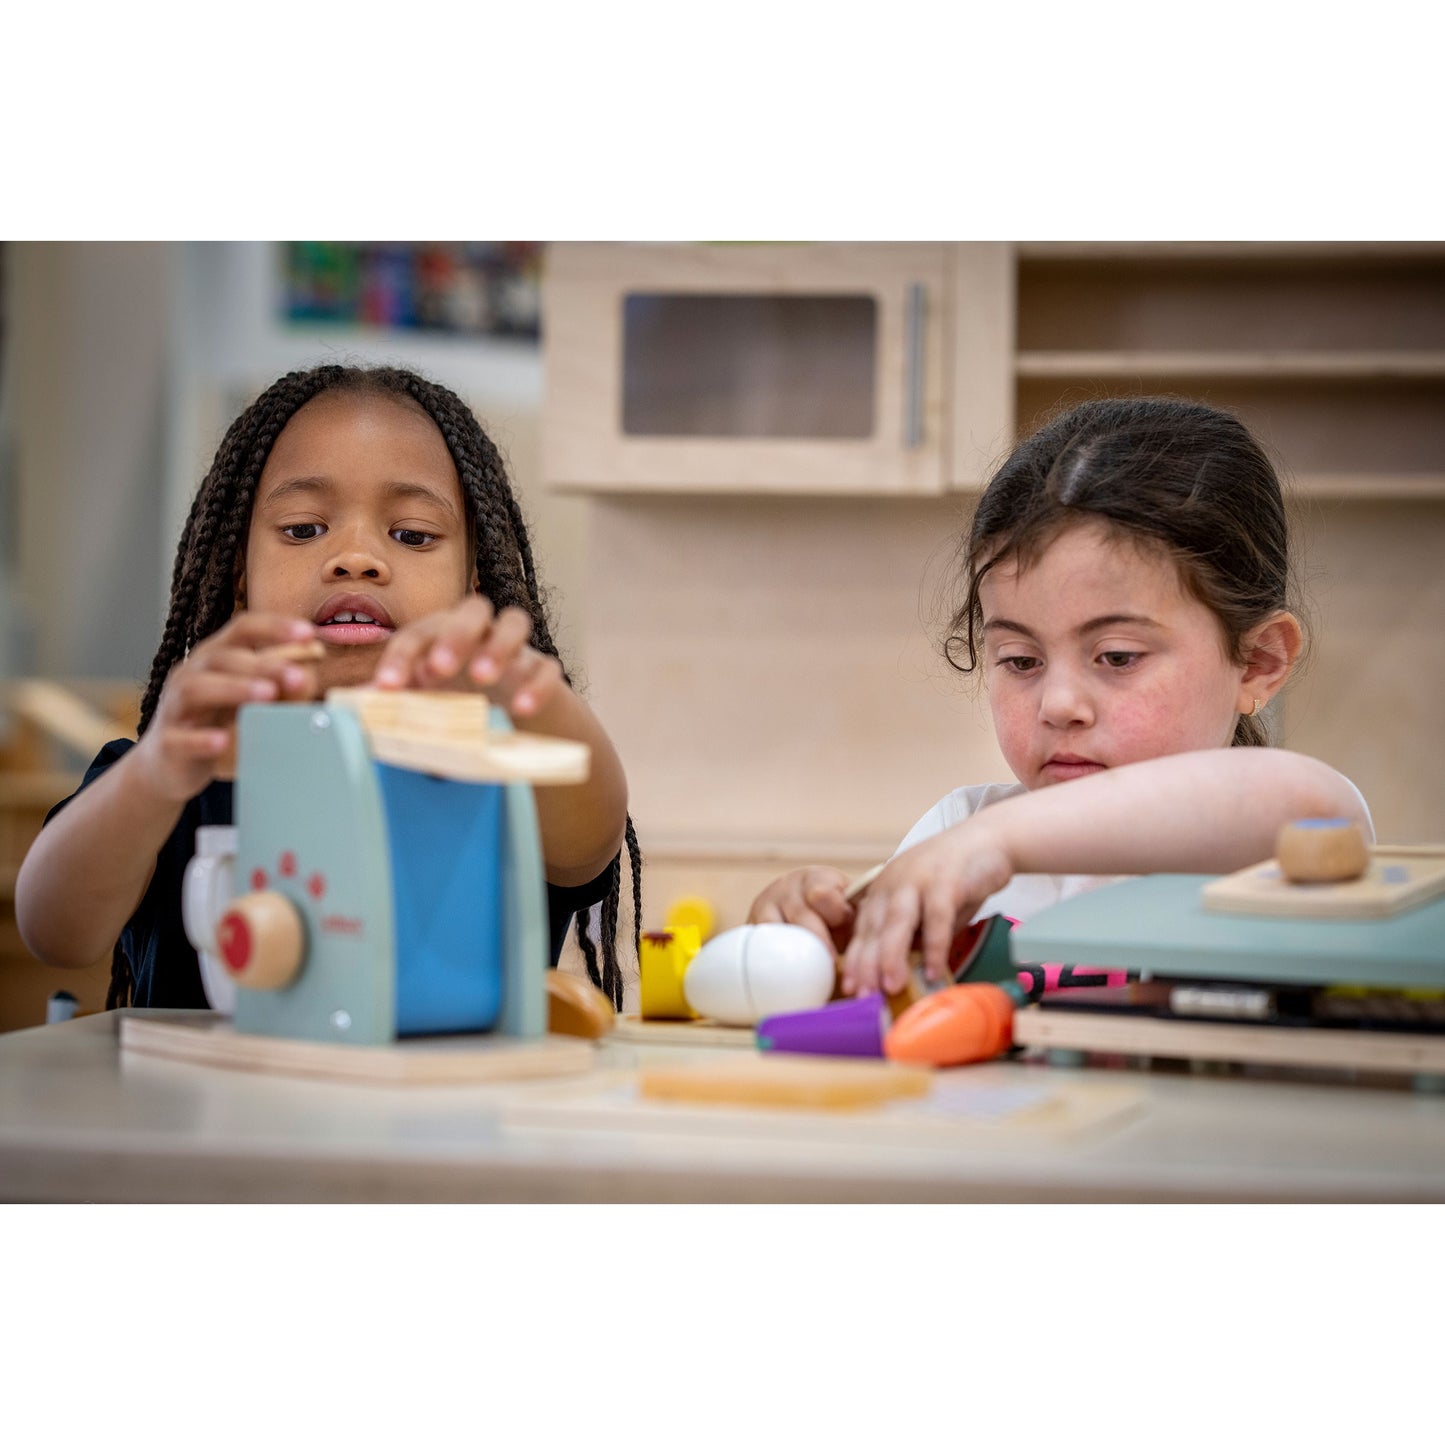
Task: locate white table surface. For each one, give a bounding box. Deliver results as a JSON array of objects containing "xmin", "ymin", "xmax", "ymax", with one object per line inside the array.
[{"xmin": 4, "ymin": 1009, "xmax": 1445, "ymax": 1202}]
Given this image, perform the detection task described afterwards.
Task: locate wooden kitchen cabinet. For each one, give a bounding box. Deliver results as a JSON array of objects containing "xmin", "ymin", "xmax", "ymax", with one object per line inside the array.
[
  {"xmin": 542, "ymin": 242, "xmax": 962, "ymax": 496},
  {"xmin": 545, "ymin": 241, "xmax": 1445, "ymax": 500}
]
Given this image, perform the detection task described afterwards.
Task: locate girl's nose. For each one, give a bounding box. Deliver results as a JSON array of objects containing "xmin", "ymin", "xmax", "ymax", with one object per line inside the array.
[
  {"xmin": 1038, "ymin": 669, "xmax": 1095, "ymax": 728},
  {"xmin": 325, "ymin": 533, "xmax": 390, "ymax": 582}
]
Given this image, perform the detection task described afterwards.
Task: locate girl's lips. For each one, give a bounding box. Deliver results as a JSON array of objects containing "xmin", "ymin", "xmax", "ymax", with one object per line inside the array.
[
  {"xmin": 317, "ymin": 622, "xmax": 394, "ymax": 646},
  {"xmin": 1042, "ymin": 759, "xmax": 1106, "ymax": 782}
]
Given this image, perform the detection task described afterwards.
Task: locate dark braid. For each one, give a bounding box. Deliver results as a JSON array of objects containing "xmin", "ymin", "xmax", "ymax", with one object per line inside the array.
[{"xmin": 110, "ymin": 363, "xmax": 640, "ymax": 1013}]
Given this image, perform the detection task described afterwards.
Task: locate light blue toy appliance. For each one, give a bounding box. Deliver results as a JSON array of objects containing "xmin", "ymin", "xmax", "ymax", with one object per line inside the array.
[{"xmin": 195, "ymin": 692, "xmax": 588, "ymax": 1048}]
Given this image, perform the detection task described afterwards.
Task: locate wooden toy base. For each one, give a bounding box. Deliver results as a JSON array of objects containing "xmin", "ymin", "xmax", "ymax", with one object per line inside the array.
[
  {"xmin": 1013, "ymin": 1007, "xmax": 1445, "ymax": 1078},
  {"xmin": 610, "ymin": 1014, "xmax": 756, "ymax": 1048},
  {"xmin": 120, "ymin": 1014, "xmax": 595, "ymax": 1085}
]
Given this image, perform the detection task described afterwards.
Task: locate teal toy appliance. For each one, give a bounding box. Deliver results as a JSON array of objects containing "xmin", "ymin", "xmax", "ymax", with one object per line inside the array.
[
  {"xmin": 195, "ymin": 691, "xmax": 589, "ymax": 1048},
  {"xmin": 1010, "ymin": 849, "xmax": 1445, "ymax": 990}
]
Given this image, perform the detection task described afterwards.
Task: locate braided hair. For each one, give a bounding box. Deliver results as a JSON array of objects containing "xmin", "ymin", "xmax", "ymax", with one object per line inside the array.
[{"xmin": 108, "ymin": 363, "xmax": 641, "ymax": 1011}]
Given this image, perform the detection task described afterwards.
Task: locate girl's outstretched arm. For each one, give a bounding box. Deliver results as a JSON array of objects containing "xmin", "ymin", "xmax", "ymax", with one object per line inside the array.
[
  {"xmin": 16, "ymin": 614, "xmax": 321, "ymax": 969},
  {"xmin": 841, "ymin": 748, "xmax": 1373, "ymax": 996}
]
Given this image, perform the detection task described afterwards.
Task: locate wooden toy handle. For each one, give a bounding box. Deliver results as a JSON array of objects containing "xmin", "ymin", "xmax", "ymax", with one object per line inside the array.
[{"xmin": 217, "ymin": 892, "xmax": 306, "ymax": 990}]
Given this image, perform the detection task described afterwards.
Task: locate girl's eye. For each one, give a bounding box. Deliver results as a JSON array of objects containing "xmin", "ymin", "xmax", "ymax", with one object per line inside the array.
[
  {"xmin": 1000, "ymin": 656, "xmax": 1041, "ymax": 674},
  {"xmin": 1100, "ymin": 651, "xmax": 1141, "ymax": 669},
  {"xmin": 392, "ymin": 528, "xmax": 437, "ymax": 547},
  {"xmin": 281, "ymin": 523, "xmax": 325, "ymax": 541}
]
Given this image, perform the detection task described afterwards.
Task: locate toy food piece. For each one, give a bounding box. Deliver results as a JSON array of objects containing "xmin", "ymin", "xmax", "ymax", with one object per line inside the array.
[
  {"xmin": 640, "ymin": 1058, "xmax": 931, "ymax": 1111},
  {"xmin": 1276, "ymin": 818, "xmax": 1369, "ymax": 883},
  {"xmin": 683, "ymin": 923, "xmax": 836, "ymax": 1026},
  {"xmin": 884, "ymin": 981, "xmax": 1026, "ymax": 1068},
  {"xmin": 639, "ymin": 926, "xmax": 703, "ymax": 1019},
  {"xmin": 756, "ymin": 994, "xmax": 891, "ymax": 1058},
  {"xmin": 545, "ymin": 971, "xmax": 616, "ymax": 1039},
  {"xmin": 216, "ymin": 892, "xmax": 306, "ymax": 990}
]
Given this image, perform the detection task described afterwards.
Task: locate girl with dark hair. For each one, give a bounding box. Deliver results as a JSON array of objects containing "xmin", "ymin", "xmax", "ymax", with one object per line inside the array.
[
  {"xmin": 750, "ymin": 396, "xmax": 1372, "ymax": 997},
  {"xmin": 18, "ymin": 364, "xmax": 639, "ymax": 1011}
]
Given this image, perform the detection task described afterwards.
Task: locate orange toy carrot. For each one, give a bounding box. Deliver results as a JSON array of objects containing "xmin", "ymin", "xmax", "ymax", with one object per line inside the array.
[{"xmin": 883, "ymin": 981, "xmax": 1027, "ymax": 1067}]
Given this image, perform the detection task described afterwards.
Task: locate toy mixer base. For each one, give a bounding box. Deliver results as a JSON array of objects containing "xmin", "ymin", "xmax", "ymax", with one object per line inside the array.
[{"xmin": 120, "ymin": 1013, "xmax": 594, "ymax": 1086}]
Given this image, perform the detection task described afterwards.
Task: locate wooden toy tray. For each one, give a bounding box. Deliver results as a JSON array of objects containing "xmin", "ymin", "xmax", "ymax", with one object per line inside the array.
[
  {"xmin": 609, "ymin": 1014, "xmax": 756, "ymax": 1048},
  {"xmin": 120, "ymin": 1014, "xmax": 595, "ymax": 1085},
  {"xmin": 1202, "ymin": 845, "xmax": 1445, "ymax": 920}
]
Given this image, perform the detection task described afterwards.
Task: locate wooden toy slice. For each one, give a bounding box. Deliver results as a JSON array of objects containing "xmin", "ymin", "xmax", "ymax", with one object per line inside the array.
[
  {"xmin": 328, "ymin": 687, "xmax": 590, "ymax": 784},
  {"xmin": 546, "ymin": 971, "xmax": 616, "ymax": 1039},
  {"xmin": 638, "ymin": 1057, "xmax": 932, "ymax": 1111},
  {"xmin": 1202, "ymin": 845, "xmax": 1445, "ymax": 920}
]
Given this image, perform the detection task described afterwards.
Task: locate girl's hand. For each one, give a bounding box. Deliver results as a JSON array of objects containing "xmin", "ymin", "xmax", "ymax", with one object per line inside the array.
[
  {"xmin": 135, "ymin": 614, "xmax": 322, "ymax": 803},
  {"xmin": 371, "ymin": 597, "xmax": 564, "ymax": 720},
  {"xmin": 748, "ymin": 867, "xmax": 856, "ymax": 954},
  {"xmin": 840, "ymin": 822, "xmax": 1013, "ymax": 996}
]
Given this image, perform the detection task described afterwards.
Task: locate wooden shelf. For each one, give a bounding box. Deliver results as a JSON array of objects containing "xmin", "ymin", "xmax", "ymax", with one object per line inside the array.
[
  {"xmin": 1015, "ymin": 351, "xmax": 1445, "ymax": 382},
  {"xmin": 1288, "ymin": 474, "xmax": 1445, "ymax": 501},
  {"xmin": 1015, "ymin": 242, "xmax": 1445, "ymax": 262}
]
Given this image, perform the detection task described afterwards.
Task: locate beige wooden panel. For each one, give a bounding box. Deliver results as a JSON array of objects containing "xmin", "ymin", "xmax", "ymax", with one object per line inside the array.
[
  {"xmin": 543, "ymin": 242, "xmax": 949, "ymax": 495},
  {"xmin": 582, "ymin": 495, "xmax": 1011, "ymax": 863},
  {"xmin": 1279, "ymin": 499, "xmax": 1445, "ymax": 845},
  {"xmin": 948, "ymin": 241, "xmax": 1016, "ymax": 489}
]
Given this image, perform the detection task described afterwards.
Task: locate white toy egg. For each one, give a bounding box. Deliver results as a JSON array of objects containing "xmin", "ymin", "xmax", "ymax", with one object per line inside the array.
[{"xmin": 682, "ymin": 923, "xmax": 836, "ymax": 1026}]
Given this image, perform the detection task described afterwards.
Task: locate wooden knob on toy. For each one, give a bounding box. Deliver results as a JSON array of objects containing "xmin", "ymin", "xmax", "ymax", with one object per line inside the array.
[
  {"xmin": 216, "ymin": 892, "xmax": 306, "ymax": 990},
  {"xmin": 1276, "ymin": 818, "xmax": 1369, "ymax": 883}
]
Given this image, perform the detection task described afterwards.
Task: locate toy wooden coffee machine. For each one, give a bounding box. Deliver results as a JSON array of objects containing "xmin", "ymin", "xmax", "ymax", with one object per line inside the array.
[{"xmin": 186, "ymin": 689, "xmax": 589, "ymax": 1049}]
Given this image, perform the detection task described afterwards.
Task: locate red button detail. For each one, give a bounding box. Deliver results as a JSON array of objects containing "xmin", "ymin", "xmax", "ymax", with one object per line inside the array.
[
  {"xmin": 219, "ymin": 912, "xmax": 252, "ymax": 973},
  {"xmin": 280, "ymin": 851, "xmax": 297, "ymax": 878},
  {"xmin": 307, "ymin": 872, "xmax": 326, "ymax": 900},
  {"xmin": 251, "ymin": 869, "xmax": 267, "ymax": 891}
]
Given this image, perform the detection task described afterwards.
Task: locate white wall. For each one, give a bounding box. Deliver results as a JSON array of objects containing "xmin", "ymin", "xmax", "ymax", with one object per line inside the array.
[{"xmin": 4, "ymin": 243, "xmax": 590, "ymax": 689}]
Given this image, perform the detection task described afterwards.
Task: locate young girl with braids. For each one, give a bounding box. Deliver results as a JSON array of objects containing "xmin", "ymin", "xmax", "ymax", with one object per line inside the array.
[
  {"xmin": 18, "ymin": 364, "xmax": 639, "ymax": 1011},
  {"xmin": 749, "ymin": 395, "xmax": 1374, "ymax": 998}
]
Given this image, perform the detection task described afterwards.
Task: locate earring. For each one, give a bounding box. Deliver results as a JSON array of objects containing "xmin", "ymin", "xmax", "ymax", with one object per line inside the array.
[{"xmin": 1248, "ymin": 697, "xmax": 1264, "ymax": 717}]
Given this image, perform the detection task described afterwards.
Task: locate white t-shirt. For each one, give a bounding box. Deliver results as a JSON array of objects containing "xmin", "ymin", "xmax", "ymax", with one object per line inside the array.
[{"xmin": 893, "ymin": 773, "xmax": 1377, "ymax": 928}]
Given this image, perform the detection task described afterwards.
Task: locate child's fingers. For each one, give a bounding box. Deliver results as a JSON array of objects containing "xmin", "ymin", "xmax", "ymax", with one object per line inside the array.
[
  {"xmin": 199, "ymin": 612, "xmax": 317, "ymax": 654},
  {"xmin": 372, "ymin": 619, "xmax": 444, "ymax": 689},
  {"xmin": 872, "ymin": 885, "xmax": 924, "ymax": 994},
  {"xmin": 498, "ymin": 649, "xmax": 562, "ymax": 716},
  {"xmin": 803, "ymin": 883, "xmax": 854, "ymax": 930},
  {"xmin": 842, "ymin": 885, "xmax": 919, "ymax": 995},
  {"xmin": 420, "ymin": 596, "xmax": 498, "ymax": 681},
  {"xmin": 157, "ymin": 727, "xmax": 233, "ymax": 760},
  {"xmin": 464, "ymin": 606, "xmax": 534, "ymax": 685},
  {"xmin": 169, "ymin": 671, "xmax": 283, "ymax": 714},
  {"xmin": 920, "ymin": 891, "xmax": 962, "ymax": 983}
]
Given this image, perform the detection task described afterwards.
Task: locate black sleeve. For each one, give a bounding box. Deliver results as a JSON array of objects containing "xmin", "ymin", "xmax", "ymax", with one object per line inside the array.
[
  {"xmin": 44, "ymin": 737, "xmax": 217, "ymax": 1009},
  {"xmin": 545, "ymin": 852, "xmax": 622, "ymax": 967}
]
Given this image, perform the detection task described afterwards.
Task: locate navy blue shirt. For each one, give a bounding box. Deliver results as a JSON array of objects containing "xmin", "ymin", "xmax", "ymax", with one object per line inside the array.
[{"xmin": 48, "ymin": 739, "xmax": 619, "ymax": 1009}]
